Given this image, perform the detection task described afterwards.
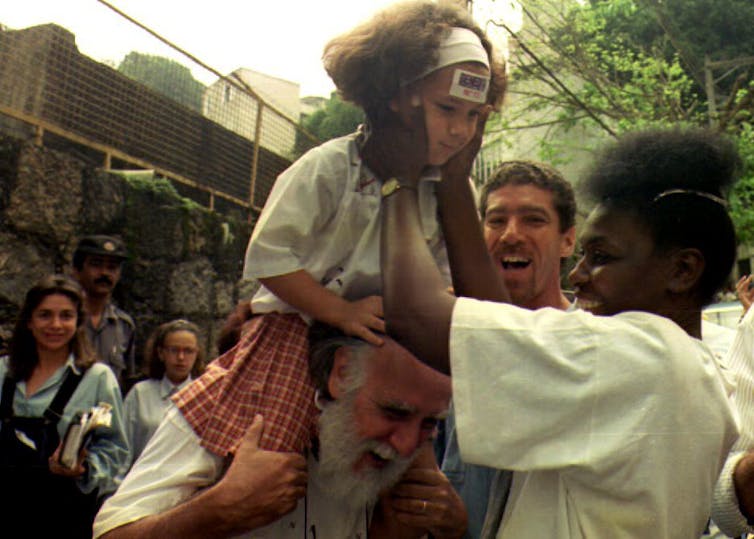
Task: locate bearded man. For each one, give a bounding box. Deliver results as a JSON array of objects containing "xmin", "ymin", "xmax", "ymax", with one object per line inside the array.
[{"xmin": 94, "ymin": 325, "xmax": 464, "ymax": 538}]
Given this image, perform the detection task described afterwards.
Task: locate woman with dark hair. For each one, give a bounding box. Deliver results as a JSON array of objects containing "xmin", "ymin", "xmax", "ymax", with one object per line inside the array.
[
  {"xmin": 0, "ymin": 274, "xmax": 128, "ymax": 537},
  {"xmin": 123, "ymin": 319, "xmax": 204, "ymax": 465},
  {"xmin": 379, "ymin": 124, "xmax": 740, "ymax": 537}
]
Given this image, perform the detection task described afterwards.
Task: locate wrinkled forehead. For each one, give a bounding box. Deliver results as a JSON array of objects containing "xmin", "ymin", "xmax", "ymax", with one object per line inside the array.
[{"xmin": 364, "ymin": 338, "xmax": 451, "ymax": 414}]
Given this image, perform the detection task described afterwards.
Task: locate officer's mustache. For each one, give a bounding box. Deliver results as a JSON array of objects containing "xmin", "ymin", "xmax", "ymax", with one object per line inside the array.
[{"xmin": 94, "ymin": 276, "xmax": 114, "ymax": 286}]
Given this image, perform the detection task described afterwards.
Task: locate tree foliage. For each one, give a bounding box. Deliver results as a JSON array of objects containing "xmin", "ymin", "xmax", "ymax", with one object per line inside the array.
[
  {"xmin": 489, "ymin": 0, "xmax": 754, "ymax": 241},
  {"xmin": 294, "ymin": 92, "xmax": 364, "ymax": 156},
  {"xmin": 118, "ymin": 52, "xmax": 205, "ymax": 113},
  {"xmin": 303, "ymin": 92, "xmax": 364, "ymax": 141}
]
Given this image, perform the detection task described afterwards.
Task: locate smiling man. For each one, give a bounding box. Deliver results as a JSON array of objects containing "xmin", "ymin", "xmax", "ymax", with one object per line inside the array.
[
  {"xmin": 441, "ymin": 160, "xmax": 577, "ymax": 538},
  {"xmin": 94, "ymin": 326, "xmax": 459, "ymax": 539},
  {"xmin": 479, "ymin": 160, "xmax": 576, "ymax": 310}
]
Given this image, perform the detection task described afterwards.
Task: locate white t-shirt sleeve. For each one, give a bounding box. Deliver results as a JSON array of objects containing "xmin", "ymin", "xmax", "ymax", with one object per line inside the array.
[
  {"xmin": 449, "ymin": 298, "xmax": 683, "ymax": 472},
  {"xmin": 725, "ymin": 306, "xmax": 754, "ymax": 448},
  {"xmin": 93, "ymin": 405, "xmax": 223, "ymax": 538},
  {"xmin": 243, "ymin": 145, "xmax": 345, "ymax": 280},
  {"xmin": 711, "ymin": 451, "xmax": 754, "ymax": 536}
]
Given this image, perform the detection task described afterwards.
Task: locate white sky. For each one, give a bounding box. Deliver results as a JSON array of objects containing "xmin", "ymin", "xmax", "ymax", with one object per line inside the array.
[{"xmin": 0, "ymin": 0, "xmax": 520, "ymax": 98}]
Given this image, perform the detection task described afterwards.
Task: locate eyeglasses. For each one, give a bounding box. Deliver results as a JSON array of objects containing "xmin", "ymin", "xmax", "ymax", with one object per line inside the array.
[{"xmin": 162, "ymin": 346, "xmax": 198, "ymax": 357}]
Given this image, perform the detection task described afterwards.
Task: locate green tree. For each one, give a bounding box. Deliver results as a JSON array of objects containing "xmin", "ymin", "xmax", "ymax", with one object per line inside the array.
[
  {"xmin": 294, "ymin": 92, "xmax": 365, "ymax": 156},
  {"xmin": 484, "ymin": 0, "xmax": 754, "ymax": 240},
  {"xmin": 118, "ymin": 52, "xmax": 205, "ymax": 113}
]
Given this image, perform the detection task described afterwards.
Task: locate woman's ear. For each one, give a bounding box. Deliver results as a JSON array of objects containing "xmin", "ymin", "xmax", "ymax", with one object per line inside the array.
[
  {"xmin": 327, "ymin": 347, "xmax": 351, "ymax": 399},
  {"xmin": 667, "ymin": 248, "xmax": 705, "ymax": 294}
]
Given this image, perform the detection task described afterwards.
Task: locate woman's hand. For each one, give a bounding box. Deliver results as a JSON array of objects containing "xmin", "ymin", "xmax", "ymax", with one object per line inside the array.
[
  {"xmin": 737, "ymin": 275, "xmax": 754, "ymax": 315},
  {"xmin": 49, "ymin": 442, "xmax": 87, "ymax": 478},
  {"xmin": 440, "ymin": 105, "xmax": 491, "ymax": 186},
  {"xmin": 360, "ymin": 88, "xmax": 428, "ymax": 187}
]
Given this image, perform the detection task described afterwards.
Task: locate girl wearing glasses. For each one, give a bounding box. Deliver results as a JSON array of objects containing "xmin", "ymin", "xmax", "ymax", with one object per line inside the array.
[{"xmin": 123, "ymin": 319, "xmax": 205, "ymax": 466}]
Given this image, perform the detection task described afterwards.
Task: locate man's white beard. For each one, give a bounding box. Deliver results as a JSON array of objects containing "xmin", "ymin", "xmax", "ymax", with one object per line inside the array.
[{"xmin": 314, "ymin": 391, "xmax": 414, "ymax": 509}]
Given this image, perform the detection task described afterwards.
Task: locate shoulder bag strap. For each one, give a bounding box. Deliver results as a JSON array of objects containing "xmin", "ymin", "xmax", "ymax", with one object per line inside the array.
[
  {"xmin": 43, "ymin": 367, "xmax": 84, "ymax": 425},
  {"xmin": 0, "ymin": 376, "xmax": 16, "ymax": 420}
]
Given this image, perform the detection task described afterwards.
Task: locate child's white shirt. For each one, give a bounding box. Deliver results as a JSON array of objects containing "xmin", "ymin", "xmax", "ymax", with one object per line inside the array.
[{"xmin": 244, "ymin": 132, "xmax": 450, "ymax": 315}]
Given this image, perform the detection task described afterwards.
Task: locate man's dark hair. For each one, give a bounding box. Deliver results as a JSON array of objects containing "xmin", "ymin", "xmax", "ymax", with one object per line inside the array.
[
  {"xmin": 479, "ymin": 160, "xmax": 576, "ymax": 232},
  {"xmin": 581, "ymin": 127, "xmax": 741, "ymax": 306},
  {"xmin": 308, "ymin": 322, "xmax": 369, "ymax": 400}
]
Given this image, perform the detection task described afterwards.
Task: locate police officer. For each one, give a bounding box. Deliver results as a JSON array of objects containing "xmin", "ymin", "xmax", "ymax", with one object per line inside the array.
[{"xmin": 72, "ymin": 235, "xmax": 136, "ymax": 389}]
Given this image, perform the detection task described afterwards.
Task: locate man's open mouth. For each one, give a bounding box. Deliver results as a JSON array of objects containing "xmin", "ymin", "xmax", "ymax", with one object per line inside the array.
[{"xmin": 500, "ymin": 256, "xmax": 531, "ymax": 270}]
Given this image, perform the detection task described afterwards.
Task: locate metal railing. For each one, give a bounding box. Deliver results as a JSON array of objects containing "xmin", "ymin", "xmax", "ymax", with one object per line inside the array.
[{"xmin": 0, "ymin": 5, "xmax": 320, "ymax": 218}]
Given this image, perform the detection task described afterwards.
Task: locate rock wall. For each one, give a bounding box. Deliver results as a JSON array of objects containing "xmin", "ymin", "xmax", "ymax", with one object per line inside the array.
[{"xmin": 0, "ymin": 136, "xmax": 256, "ymax": 369}]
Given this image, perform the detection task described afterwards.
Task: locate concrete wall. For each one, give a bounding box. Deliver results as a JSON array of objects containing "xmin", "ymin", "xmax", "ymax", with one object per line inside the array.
[{"xmin": 0, "ymin": 135, "xmax": 255, "ymax": 369}]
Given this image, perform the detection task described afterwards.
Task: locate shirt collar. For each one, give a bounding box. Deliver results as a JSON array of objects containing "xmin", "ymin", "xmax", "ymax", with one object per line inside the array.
[
  {"xmin": 159, "ymin": 375, "xmax": 192, "ymax": 399},
  {"xmin": 67, "ymin": 353, "xmax": 82, "ymax": 375}
]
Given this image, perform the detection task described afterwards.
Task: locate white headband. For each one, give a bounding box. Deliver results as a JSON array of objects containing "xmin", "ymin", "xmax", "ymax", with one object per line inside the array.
[{"xmin": 412, "ymin": 27, "xmax": 490, "ymax": 82}]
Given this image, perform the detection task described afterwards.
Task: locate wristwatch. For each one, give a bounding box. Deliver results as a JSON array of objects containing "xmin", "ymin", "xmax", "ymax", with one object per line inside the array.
[{"xmin": 381, "ymin": 178, "xmax": 416, "ymax": 198}]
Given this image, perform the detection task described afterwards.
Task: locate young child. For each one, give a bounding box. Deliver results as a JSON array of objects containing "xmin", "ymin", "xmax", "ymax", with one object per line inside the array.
[
  {"xmin": 173, "ymin": 0, "xmax": 506, "ymax": 456},
  {"xmin": 123, "ymin": 319, "xmax": 205, "ymax": 468}
]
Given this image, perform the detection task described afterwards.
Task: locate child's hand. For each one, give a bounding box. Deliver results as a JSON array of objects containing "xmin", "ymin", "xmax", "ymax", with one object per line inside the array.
[{"xmin": 337, "ymin": 295, "xmax": 385, "ymax": 346}]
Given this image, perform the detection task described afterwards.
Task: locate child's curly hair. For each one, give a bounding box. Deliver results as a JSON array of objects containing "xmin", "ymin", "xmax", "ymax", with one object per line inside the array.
[{"xmin": 323, "ymin": 0, "xmax": 506, "ymax": 124}]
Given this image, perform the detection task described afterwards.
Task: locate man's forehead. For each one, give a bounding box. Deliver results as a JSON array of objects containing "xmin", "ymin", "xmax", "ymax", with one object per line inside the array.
[
  {"xmin": 364, "ymin": 340, "xmax": 451, "ymax": 410},
  {"xmin": 487, "ymin": 183, "xmax": 557, "ymax": 212}
]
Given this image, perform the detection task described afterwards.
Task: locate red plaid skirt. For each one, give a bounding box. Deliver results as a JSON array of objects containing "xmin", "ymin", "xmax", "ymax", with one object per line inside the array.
[{"xmin": 172, "ymin": 313, "xmax": 318, "ymax": 456}]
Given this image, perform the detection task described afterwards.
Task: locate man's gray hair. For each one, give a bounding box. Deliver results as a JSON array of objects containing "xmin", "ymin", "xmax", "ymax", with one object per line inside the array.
[{"xmin": 309, "ymin": 322, "xmax": 371, "ymax": 399}]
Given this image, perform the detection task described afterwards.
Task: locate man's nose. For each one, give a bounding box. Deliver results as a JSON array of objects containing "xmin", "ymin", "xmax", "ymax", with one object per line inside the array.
[
  {"xmin": 500, "ymin": 218, "xmax": 522, "ymax": 244},
  {"xmin": 389, "ymin": 423, "xmax": 422, "ymax": 458}
]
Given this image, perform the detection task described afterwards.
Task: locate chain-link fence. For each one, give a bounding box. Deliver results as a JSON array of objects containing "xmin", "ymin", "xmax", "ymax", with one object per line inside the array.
[{"xmin": 0, "ymin": 5, "xmax": 320, "ymax": 219}]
